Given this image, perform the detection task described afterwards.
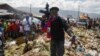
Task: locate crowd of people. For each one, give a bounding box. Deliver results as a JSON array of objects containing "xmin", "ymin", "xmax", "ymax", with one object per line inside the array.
[
  {"xmin": 68, "ymin": 18, "xmax": 100, "ymax": 29},
  {"xmin": 87, "ymin": 18, "xmax": 100, "ymax": 29},
  {"xmin": 0, "ymin": 18, "xmax": 42, "ymax": 42}
]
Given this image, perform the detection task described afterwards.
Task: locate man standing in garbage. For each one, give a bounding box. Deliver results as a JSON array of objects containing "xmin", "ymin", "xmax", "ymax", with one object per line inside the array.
[
  {"xmin": 22, "ymin": 16, "xmax": 32, "ymax": 44},
  {"xmin": 48, "ymin": 7, "xmax": 75, "ymax": 56}
]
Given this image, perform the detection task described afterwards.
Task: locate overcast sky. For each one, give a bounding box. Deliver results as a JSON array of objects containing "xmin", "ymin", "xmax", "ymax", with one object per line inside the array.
[{"xmin": 0, "ymin": 0, "xmax": 100, "ymax": 14}]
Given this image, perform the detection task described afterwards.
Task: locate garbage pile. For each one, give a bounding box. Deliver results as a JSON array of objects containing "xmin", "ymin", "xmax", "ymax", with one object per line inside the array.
[{"xmin": 4, "ymin": 27, "xmax": 100, "ymax": 56}]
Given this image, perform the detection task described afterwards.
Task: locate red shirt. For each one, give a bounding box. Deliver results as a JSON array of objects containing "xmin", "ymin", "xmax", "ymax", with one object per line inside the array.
[{"xmin": 11, "ymin": 23, "xmax": 19, "ymax": 31}]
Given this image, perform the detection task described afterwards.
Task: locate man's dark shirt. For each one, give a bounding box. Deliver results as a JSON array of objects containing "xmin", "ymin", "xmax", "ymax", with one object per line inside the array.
[{"xmin": 50, "ymin": 16, "xmax": 69, "ymax": 41}]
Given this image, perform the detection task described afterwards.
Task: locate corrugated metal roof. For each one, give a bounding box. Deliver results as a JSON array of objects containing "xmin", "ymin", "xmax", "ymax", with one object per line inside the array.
[{"xmin": 0, "ymin": 12, "xmax": 14, "ymax": 16}]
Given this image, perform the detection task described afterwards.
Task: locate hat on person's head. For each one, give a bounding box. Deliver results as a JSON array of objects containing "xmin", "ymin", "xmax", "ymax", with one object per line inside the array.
[{"xmin": 50, "ymin": 7, "xmax": 59, "ymax": 11}]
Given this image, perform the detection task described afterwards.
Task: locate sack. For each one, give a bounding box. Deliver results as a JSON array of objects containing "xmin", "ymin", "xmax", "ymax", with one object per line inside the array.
[{"xmin": 16, "ymin": 37, "xmax": 25, "ymax": 45}]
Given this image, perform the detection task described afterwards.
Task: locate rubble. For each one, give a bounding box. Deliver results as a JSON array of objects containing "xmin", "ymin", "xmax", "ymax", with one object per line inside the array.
[{"xmin": 4, "ymin": 27, "xmax": 100, "ymax": 56}]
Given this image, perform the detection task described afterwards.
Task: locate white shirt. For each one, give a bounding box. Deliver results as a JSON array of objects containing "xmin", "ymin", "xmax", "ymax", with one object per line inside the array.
[
  {"xmin": 22, "ymin": 17, "xmax": 32, "ymax": 31},
  {"xmin": 24, "ymin": 25, "xmax": 30, "ymax": 31}
]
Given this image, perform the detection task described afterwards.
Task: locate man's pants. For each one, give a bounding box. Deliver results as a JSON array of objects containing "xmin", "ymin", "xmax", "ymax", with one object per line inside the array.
[
  {"xmin": 50, "ymin": 40, "xmax": 64, "ymax": 56},
  {"xmin": 24, "ymin": 31, "xmax": 31, "ymax": 44},
  {"xmin": 11, "ymin": 31, "xmax": 18, "ymax": 39}
]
